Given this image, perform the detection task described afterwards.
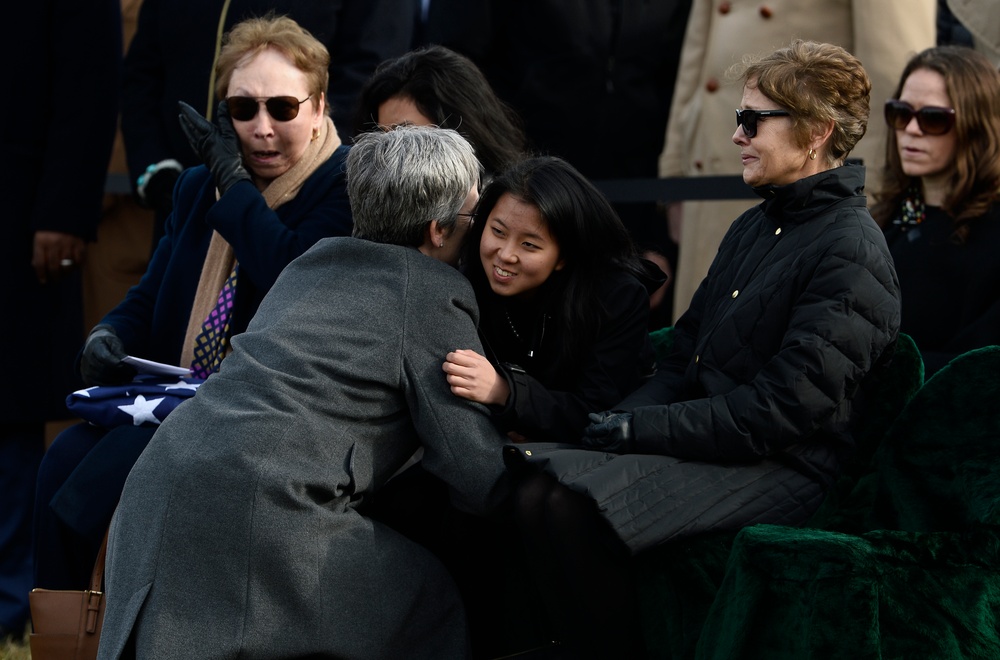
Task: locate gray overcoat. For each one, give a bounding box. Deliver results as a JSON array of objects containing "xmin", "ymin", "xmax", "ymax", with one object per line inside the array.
[{"xmin": 96, "ymin": 238, "xmax": 510, "ymax": 659}]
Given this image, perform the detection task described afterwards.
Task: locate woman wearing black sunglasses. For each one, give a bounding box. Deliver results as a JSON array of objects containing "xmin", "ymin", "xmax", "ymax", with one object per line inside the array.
[
  {"xmin": 504, "ymin": 40, "xmax": 900, "ymax": 657},
  {"xmin": 873, "ymin": 46, "xmax": 1000, "ymax": 376},
  {"xmin": 33, "ymin": 15, "xmax": 353, "ymax": 596}
]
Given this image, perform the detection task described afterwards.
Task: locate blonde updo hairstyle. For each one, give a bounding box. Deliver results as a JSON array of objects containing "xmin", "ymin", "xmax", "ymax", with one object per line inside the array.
[{"xmin": 735, "ymin": 40, "xmax": 871, "ymax": 167}]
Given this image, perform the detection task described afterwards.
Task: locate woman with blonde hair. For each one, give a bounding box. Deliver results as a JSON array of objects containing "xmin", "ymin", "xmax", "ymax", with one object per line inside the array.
[
  {"xmin": 33, "ymin": 14, "xmax": 352, "ymax": 594},
  {"xmin": 508, "ymin": 41, "xmax": 900, "ymax": 657}
]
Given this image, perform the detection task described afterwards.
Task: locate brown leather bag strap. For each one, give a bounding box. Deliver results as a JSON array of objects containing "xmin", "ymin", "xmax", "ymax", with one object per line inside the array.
[
  {"xmin": 85, "ymin": 527, "xmax": 111, "ymax": 634},
  {"xmin": 90, "ymin": 527, "xmax": 110, "ymax": 592}
]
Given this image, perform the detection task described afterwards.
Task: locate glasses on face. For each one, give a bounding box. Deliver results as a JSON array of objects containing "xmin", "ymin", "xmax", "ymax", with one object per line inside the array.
[
  {"xmin": 736, "ymin": 108, "xmax": 791, "ymax": 138},
  {"xmin": 456, "ymin": 212, "xmax": 476, "ymax": 226},
  {"xmin": 226, "ymin": 95, "xmax": 312, "ymax": 122},
  {"xmin": 884, "ymin": 99, "xmax": 955, "ymax": 135}
]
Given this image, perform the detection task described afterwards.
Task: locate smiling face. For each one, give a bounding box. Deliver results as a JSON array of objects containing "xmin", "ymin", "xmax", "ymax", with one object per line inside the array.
[
  {"xmin": 733, "ymin": 84, "xmax": 820, "ymax": 188},
  {"xmin": 895, "ymin": 68, "xmax": 959, "ymax": 194},
  {"xmin": 377, "ymin": 95, "xmax": 434, "ymax": 130},
  {"xmin": 479, "ymin": 193, "xmax": 564, "ymax": 298},
  {"xmin": 226, "ymin": 47, "xmax": 324, "ymax": 187}
]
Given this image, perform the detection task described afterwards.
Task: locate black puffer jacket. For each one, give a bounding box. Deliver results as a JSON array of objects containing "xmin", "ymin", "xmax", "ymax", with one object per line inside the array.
[
  {"xmin": 625, "ymin": 165, "xmax": 900, "ymax": 477},
  {"xmin": 482, "ymin": 265, "xmax": 663, "ymax": 443},
  {"xmin": 508, "ymin": 166, "xmax": 901, "ymax": 552}
]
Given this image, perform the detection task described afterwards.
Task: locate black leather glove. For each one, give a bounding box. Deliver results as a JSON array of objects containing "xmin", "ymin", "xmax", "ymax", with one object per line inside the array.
[
  {"xmin": 80, "ymin": 324, "xmax": 136, "ymax": 387},
  {"xmin": 581, "ymin": 411, "xmax": 636, "ymax": 454},
  {"xmin": 177, "ymin": 100, "xmax": 250, "ymax": 195}
]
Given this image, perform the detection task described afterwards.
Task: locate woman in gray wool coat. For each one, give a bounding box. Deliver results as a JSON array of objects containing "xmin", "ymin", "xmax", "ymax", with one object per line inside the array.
[{"xmin": 96, "ymin": 126, "xmax": 509, "ymax": 660}]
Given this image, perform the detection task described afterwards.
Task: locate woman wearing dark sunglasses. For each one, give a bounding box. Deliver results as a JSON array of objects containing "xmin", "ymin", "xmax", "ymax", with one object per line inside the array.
[
  {"xmin": 504, "ymin": 41, "xmax": 900, "ymax": 658},
  {"xmin": 873, "ymin": 46, "xmax": 1000, "ymax": 375},
  {"xmin": 33, "ymin": 15, "xmax": 353, "ymax": 596}
]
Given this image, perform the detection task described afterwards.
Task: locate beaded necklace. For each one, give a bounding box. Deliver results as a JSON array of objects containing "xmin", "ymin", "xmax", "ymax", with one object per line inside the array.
[{"xmin": 893, "ymin": 181, "xmax": 926, "ymax": 231}]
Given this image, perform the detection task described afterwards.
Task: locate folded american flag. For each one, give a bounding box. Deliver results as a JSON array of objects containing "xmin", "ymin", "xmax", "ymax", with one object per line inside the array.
[{"xmin": 66, "ymin": 375, "xmax": 205, "ymax": 428}]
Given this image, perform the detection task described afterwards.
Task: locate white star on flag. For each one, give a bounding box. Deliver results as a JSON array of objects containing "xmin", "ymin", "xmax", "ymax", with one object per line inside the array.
[{"xmin": 118, "ymin": 394, "xmax": 167, "ymax": 426}]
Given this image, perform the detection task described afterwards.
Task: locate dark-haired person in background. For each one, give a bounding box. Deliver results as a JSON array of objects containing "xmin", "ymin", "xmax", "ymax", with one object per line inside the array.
[
  {"xmin": 354, "ymin": 44, "xmax": 526, "ymax": 181},
  {"xmin": 97, "ymin": 125, "xmax": 508, "ymax": 660},
  {"xmin": 0, "ymin": 0, "xmax": 121, "ymax": 639},
  {"xmin": 874, "ymin": 46, "xmax": 1000, "ymax": 375}
]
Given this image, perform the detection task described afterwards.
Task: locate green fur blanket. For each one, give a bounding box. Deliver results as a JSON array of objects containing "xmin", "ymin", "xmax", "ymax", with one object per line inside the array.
[{"xmin": 639, "ymin": 342, "xmax": 1000, "ymax": 658}]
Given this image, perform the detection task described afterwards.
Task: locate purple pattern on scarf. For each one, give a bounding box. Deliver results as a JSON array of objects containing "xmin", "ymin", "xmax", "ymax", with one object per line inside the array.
[{"xmin": 190, "ymin": 266, "xmax": 237, "ymax": 378}]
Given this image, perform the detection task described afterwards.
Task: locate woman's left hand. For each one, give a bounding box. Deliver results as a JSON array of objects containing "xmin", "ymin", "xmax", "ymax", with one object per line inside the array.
[
  {"xmin": 32, "ymin": 231, "xmax": 85, "ymax": 284},
  {"xmin": 443, "ymin": 349, "xmax": 510, "ymax": 406}
]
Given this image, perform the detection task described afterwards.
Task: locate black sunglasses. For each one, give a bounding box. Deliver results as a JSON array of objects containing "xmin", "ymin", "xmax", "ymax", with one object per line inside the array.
[
  {"xmin": 736, "ymin": 108, "xmax": 790, "ymax": 138},
  {"xmin": 227, "ymin": 95, "xmax": 312, "ymax": 122},
  {"xmin": 884, "ymin": 100, "xmax": 955, "ymax": 135}
]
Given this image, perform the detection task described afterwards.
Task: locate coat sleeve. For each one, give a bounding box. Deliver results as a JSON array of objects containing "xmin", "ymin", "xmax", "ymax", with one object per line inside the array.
[
  {"xmin": 207, "ymin": 153, "xmax": 354, "ymax": 292},
  {"xmin": 493, "ymin": 274, "xmax": 653, "ymax": 442},
  {"xmin": 400, "ymin": 257, "xmax": 510, "ymax": 514},
  {"xmin": 98, "ymin": 168, "xmax": 205, "ymax": 354},
  {"xmin": 616, "ymin": 217, "xmax": 740, "ymax": 410},
  {"xmin": 630, "ymin": 221, "xmax": 901, "ymax": 461}
]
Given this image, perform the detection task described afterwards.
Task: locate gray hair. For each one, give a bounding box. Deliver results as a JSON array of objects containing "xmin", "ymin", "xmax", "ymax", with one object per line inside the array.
[{"xmin": 347, "ymin": 126, "xmax": 481, "ymax": 246}]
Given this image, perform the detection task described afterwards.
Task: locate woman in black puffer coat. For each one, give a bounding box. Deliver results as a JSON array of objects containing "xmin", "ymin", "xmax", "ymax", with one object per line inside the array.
[{"xmin": 509, "ymin": 40, "xmax": 901, "ymax": 659}]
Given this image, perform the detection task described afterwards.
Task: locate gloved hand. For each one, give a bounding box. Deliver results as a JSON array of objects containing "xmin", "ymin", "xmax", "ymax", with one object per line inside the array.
[
  {"xmin": 581, "ymin": 411, "xmax": 636, "ymax": 454},
  {"xmin": 177, "ymin": 100, "xmax": 250, "ymax": 195},
  {"xmin": 80, "ymin": 324, "xmax": 136, "ymax": 387}
]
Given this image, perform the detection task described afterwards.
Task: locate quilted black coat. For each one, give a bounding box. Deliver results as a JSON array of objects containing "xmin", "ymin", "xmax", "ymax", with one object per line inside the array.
[{"xmin": 509, "ymin": 165, "xmax": 901, "ymax": 553}]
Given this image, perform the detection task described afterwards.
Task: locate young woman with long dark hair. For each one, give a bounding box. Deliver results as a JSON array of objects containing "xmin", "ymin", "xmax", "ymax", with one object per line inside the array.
[{"xmin": 443, "ymin": 155, "xmax": 662, "ymax": 443}]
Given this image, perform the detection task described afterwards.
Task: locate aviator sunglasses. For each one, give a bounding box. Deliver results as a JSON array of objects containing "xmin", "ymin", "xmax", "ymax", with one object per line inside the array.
[
  {"xmin": 227, "ymin": 95, "xmax": 312, "ymax": 122},
  {"xmin": 884, "ymin": 99, "xmax": 955, "ymax": 135},
  {"xmin": 736, "ymin": 108, "xmax": 790, "ymax": 138}
]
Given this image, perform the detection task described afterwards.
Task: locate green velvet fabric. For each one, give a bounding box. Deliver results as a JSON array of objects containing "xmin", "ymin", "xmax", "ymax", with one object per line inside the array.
[
  {"xmin": 875, "ymin": 345, "xmax": 1000, "ymax": 532},
  {"xmin": 805, "ymin": 332, "xmax": 924, "ymax": 532},
  {"xmin": 686, "ymin": 345, "xmax": 1000, "ymax": 658},
  {"xmin": 696, "ymin": 525, "xmax": 1000, "ymax": 659},
  {"xmin": 636, "ymin": 332, "xmax": 934, "ymax": 657},
  {"xmin": 636, "ymin": 532, "xmax": 737, "ymax": 659}
]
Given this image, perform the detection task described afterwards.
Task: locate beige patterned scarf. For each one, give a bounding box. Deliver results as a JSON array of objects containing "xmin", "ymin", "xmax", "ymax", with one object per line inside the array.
[{"xmin": 179, "ymin": 116, "xmax": 341, "ymax": 368}]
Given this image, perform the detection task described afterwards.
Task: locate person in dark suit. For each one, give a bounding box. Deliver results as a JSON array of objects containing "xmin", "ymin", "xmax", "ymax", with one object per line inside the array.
[{"xmin": 0, "ymin": 0, "xmax": 121, "ymax": 640}]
